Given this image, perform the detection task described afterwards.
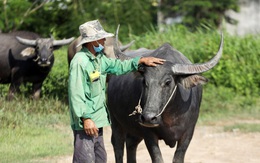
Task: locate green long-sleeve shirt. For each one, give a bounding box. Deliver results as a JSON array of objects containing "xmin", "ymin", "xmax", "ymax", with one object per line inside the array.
[{"xmin": 68, "ymin": 47, "xmax": 140, "ymax": 130}]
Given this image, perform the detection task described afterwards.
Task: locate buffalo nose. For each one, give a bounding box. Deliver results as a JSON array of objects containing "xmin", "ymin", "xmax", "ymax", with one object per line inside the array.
[
  {"xmin": 140, "ymin": 113, "xmax": 158, "ymax": 124},
  {"xmin": 41, "ymin": 58, "xmax": 47, "ymax": 62}
]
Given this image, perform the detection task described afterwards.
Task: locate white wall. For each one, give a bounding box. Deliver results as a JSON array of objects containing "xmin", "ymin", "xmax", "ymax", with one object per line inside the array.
[{"xmin": 225, "ymin": 0, "xmax": 260, "ymax": 36}]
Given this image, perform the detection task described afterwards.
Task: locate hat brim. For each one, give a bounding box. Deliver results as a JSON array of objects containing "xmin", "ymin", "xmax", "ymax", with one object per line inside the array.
[{"xmin": 76, "ymin": 32, "xmax": 114, "ymax": 48}]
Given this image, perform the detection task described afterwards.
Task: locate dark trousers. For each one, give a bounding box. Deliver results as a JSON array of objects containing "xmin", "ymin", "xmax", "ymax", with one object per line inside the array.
[{"xmin": 73, "ymin": 128, "xmax": 107, "ymax": 163}]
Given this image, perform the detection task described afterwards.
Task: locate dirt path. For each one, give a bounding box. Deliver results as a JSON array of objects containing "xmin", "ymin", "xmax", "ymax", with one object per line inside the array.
[{"xmin": 39, "ymin": 123, "xmax": 260, "ymax": 163}]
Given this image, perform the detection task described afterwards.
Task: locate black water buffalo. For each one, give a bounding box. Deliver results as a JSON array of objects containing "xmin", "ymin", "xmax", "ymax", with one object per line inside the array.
[
  {"xmin": 107, "ymin": 28, "xmax": 223, "ymax": 163},
  {"xmin": 67, "ymin": 36, "xmax": 135, "ymax": 65},
  {"xmin": 0, "ymin": 31, "xmax": 74, "ymax": 100}
]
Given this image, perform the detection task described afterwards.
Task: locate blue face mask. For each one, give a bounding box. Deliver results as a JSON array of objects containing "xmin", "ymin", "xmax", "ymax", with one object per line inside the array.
[{"xmin": 93, "ymin": 42, "xmax": 104, "ymax": 53}]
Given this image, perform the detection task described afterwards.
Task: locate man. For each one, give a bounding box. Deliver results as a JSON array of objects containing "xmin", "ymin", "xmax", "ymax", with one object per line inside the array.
[{"xmin": 68, "ymin": 20, "xmax": 165, "ymax": 163}]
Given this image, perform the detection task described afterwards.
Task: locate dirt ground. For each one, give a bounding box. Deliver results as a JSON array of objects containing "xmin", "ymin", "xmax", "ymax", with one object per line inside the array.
[{"xmin": 39, "ymin": 120, "xmax": 260, "ymax": 163}]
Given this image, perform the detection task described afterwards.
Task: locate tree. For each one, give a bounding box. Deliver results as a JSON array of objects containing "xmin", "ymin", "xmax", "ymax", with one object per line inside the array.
[
  {"xmin": 0, "ymin": 0, "xmax": 157, "ymax": 39},
  {"xmin": 160, "ymin": 0, "xmax": 239, "ymax": 30},
  {"xmin": 0, "ymin": 0, "xmax": 47, "ymax": 33},
  {"xmin": 0, "ymin": 0, "xmax": 239, "ymax": 38}
]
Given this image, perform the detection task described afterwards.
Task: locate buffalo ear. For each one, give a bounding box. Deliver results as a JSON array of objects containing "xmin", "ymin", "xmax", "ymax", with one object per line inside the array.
[
  {"xmin": 133, "ymin": 71, "xmax": 143, "ymax": 79},
  {"xmin": 138, "ymin": 64, "xmax": 145, "ymax": 73},
  {"xmin": 180, "ymin": 75, "xmax": 208, "ymax": 89},
  {"xmin": 20, "ymin": 47, "xmax": 36, "ymax": 57}
]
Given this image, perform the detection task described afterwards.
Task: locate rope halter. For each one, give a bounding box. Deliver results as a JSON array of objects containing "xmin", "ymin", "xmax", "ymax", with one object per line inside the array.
[{"xmin": 129, "ymin": 85, "xmax": 177, "ymax": 117}]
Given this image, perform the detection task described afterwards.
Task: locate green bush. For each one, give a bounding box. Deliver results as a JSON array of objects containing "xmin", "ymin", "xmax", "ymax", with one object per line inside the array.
[
  {"xmin": 129, "ymin": 25, "xmax": 260, "ymax": 96},
  {"xmin": 0, "ymin": 26, "xmax": 259, "ymax": 98}
]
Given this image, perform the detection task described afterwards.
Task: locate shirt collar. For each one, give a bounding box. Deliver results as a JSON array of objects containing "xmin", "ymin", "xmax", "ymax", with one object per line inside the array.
[{"xmin": 81, "ymin": 47, "xmax": 104, "ymax": 61}]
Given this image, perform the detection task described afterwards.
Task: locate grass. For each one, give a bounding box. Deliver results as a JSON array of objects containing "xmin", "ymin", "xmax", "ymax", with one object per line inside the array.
[
  {"xmin": 197, "ymin": 84, "xmax": 260, "ymax": 134},
  {"xmin": 0, "ymin": 97, "xmax": 73, "ymax": 163},
  {"xmin": 0, "ymin": 86, "xmax": 259, "ymax": 162},
  {"xmin": 198, "ymin": 84, "xmax": 260, "ymax": 124},
  {"xmin": 224, "ymin": 123, "xmax": 260, "ymax": 133},
  {"xmin": 3, "ymin": 85, "xmax": 257, "ymax": 161},
  {"xmin": 0, "ymin": 126, "xmax": 72, "ymax": 163}
]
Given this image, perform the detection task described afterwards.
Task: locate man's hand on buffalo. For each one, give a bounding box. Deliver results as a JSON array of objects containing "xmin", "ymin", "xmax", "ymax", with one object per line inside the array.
[{"xmin": 139, "ymin": 57, "xmax": 166, "ymax": 67}]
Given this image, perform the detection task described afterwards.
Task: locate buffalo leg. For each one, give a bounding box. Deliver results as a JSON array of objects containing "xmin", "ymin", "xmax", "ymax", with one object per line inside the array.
[
  {"xmin": 7, "ymin": 83, "xmax": 21, "ymax": 100},
  {"xmin": 144, "ymin": 134, "xmax": 163, "ymax": 163},
  {"xmin": 32, "ymin": 82, "xmax": 42, "ymax": 99},
  {"xmin": 173, "ymin": 128, "xmax": 195, "ymax": 163},
  {"xmin": 126, "ymin": 134, "xmax": 142, "ymax": 163},
  {"xmin": 111, "ymin": 118, "xmax": 126, "ymax": 163},
  {"xmin": 7, "ymin": 68, "xmax": 22, "ymax": 100}
]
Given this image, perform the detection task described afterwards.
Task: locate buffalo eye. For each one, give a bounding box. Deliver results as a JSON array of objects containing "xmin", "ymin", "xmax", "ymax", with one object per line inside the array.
[{"xmin": 164, "ymin": 79, "xmax": 171, "ymax": 87}]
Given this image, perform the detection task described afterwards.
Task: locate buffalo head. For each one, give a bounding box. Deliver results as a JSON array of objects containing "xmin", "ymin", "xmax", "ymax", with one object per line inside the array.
[
  {"xmin": 114, "ymin": 26, "xmax": 223, "ymax": 127},
  {"xmin": 16, "ymin": 36, "xmax": 74, "ymax": 67}
]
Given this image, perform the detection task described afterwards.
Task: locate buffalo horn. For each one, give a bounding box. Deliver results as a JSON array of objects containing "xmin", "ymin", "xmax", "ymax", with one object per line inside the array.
[
  {"xmin": 172, "ymin": 32, "xmax": 223, "ymax": 74},
  {"xmin": 120, "ymin": 40, "xmax": 135, "ymax": 51},
  {"xmin": 114, "ymin": 25, "xmax": 132, "ymax": 60},
  {"xmin": 53, "ymin": 37, "xmax": 75, "ymax": 46},
  {"xmin": 16, "ymin": 36, "xmax": 37, "ymax": 46}
]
